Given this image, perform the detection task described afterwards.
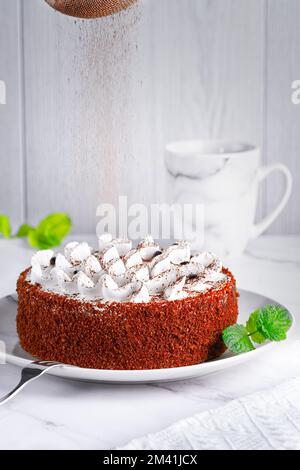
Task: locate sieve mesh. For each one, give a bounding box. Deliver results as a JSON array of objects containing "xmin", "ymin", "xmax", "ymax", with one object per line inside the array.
[{"xmin": 44, "ymin": 0, "xmax": 137, "ymax": 19}]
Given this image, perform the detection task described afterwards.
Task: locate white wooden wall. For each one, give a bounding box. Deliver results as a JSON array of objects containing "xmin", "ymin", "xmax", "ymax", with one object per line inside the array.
[
  {"xmin": 0, "ymin": 0, "xmax": 24, "ymax": 225},
  {"xmin": 0, "ymin": 0, "xmax": 299, "ymax": 234}
]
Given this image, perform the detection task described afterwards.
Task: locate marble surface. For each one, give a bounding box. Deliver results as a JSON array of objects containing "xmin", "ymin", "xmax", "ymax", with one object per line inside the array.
[{"xmin": 0, "ymin": 235, "xmax": 299, "ymax": 450}]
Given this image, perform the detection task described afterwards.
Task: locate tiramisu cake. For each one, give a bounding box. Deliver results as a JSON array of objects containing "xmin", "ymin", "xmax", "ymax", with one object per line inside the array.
[{"xmin": 17, "ymin": 235, "xmax": 238, "ymax": 370}]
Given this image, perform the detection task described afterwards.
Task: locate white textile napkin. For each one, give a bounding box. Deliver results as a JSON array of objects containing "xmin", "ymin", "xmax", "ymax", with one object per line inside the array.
[{"xmin": 120, "ymin": 374, "xmax": 300, "ymax": 450}]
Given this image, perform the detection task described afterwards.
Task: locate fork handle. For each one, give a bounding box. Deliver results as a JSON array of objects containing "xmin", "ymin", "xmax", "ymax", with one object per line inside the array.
[{"xmin": 0, "ymin": 361, "xmax": 61, "ymax": 406}]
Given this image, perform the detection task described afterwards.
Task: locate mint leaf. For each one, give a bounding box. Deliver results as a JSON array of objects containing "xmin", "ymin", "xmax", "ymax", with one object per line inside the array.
[
  {"xmin": 28, "ymin": 213, "xmax": 71, "ymax": 249},
  {"xmin": 28, "ymin": 228, "xmax": 62, "ymax": 249},
  {"xmin": 28, "ymin": 230, "xmax": 51, "ymax": 249},
  {"xmin": 246, "ymin": 310, "xmax": 266, "ymax": 344},
  {"xmin": 16, "ymin": 223, "xmax": 33, "ymax": 238},
  {"xmin": 37, "ymin": 213, "xmax": 71, "ymax": 240},
  {"xmin": 0, "ymin": 215, "xmax": 11, "ymax": 238},
  {"xmin": 222, "ymin": 324, "xmax": 255, "ymax": 354},
  {"xmin": 256, "ymin": 305, "xmax": 292, "ymax": 342}
]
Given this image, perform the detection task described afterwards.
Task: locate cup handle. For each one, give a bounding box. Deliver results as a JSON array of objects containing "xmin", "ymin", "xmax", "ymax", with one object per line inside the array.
[{"xmin": 251, "ymin": 164, "xmax": 293, "ymax": 239}]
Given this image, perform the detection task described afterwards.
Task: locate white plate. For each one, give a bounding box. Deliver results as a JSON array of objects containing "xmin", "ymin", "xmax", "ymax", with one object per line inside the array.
[{"xmin": 0, "ymin": 290, "xmax": 295, "ymax": 384}]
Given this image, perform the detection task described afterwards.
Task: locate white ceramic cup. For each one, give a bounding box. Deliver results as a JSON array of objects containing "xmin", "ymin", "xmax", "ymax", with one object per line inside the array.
[{"xmin": 165, "ymin": 140, "xmax": 293, "ymax": 257}]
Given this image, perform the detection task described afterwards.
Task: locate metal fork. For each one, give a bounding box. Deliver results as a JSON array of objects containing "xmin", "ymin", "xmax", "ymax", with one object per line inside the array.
[{"xmin": 0, "ymin": 360, "xmax": 62, "ymax": 406}]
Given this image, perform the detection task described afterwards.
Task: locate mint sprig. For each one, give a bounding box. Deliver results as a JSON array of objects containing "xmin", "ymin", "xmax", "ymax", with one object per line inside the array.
[
  {"xmin": 0, "ymin": 213, "xmax": 72, "ymax": 249},
  {"xmin": 223, "ymin": 304, "xmax": 292, "ymax": 355}
]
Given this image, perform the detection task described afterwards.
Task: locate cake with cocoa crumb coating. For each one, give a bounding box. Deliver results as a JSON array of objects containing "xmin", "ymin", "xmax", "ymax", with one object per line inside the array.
[{"xmin": 17, "ymin": 235, "xmax": 238, "ymax": 370}]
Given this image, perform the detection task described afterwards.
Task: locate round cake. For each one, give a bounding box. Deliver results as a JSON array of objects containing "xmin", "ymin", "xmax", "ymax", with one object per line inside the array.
[{"xmin": 17, "ymin": 235, "xmax": 238, "ymax": 370}]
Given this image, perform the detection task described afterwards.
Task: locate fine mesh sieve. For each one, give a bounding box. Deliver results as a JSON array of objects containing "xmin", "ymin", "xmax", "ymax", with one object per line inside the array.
[{"xmin": 44, "ymin": 0, "xmax": 137, "ymax": 19}]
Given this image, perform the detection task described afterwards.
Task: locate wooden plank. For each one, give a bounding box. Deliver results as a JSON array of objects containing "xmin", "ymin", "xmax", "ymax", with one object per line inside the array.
[
  {"xmin": 23, "ymin": 0, "xmax": 264, "ymax": 234},
  {"xmin": 144, "ymin": 0, "xmax": 264, "ymax": 210},
  {"xmin": 266, "ymin": 0, "xmax": 300, "ymax": 234},
  {"xmin": 0, "ymin": 0, "xmax": 24, "ymax": 228}
]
